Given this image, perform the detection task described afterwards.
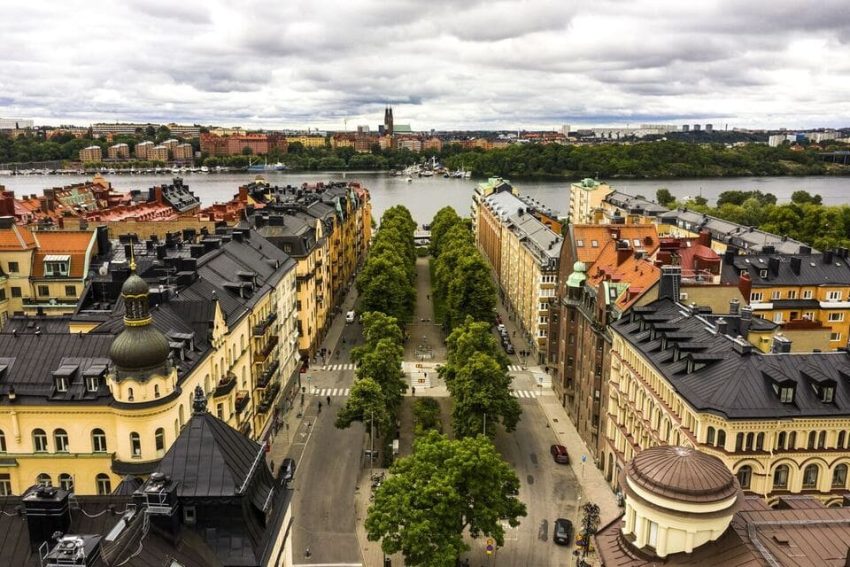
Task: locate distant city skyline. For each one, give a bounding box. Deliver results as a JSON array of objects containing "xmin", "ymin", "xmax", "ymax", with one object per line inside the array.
[{"xmin": 2, "ymin": 1, "xmax": 849, "ymax": 131}]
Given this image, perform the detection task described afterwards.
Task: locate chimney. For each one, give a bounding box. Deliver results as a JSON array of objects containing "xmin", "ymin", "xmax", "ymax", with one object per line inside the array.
[
  {"xmin": 723, "ymin": 248, "xmax": 736, "ymax": 266},
  {"xmin": 616, "ymin": 240, "xmax": 631, "ymax": 265},
  {"xmin": 156, "ymin": 244, "xmax": 166, "ymax": 260},
  {"xmin": 698, "ymin": 229, "xmax": 711, "ymax": 247},
  {"xmin": 190, "ymin": 244, "xmax": 205, "ymax": 258},
  {"xmin": 800, "ymin": 245, "xmax": 812, "ymax": 255},
  {"xmin": 768, "ymin": 257, "xmax": 780, "ymax": 276},
  {"xmin": 731, "ymin": 336, "xmax": 753, "ymax": 355},
  {"xmin": 659, "ymin": 265, "xmax": 682, "ymax": 302},
  {"xmin": 95, "ymin": 225, "xmax": 110, "ymax": 256},
  {"xmin": 22, "ymin": 486, "xmax": 71, "ymax": 551},
  {"xmin": 738, "ymin": 273, "xmax": 752, "ymax": 303},
  {"xmin": 716, "ymin": 317, "xmax": 728, "ymax": 335},
  {"xmin": 824, "ymin": 250, "xmax": 834, "ymax": 264},
  {"xmin": 772, "ymin": 334, "xmax": 792, "ymax": 353},
  {"xmin": 232, "ymin": 230, "xmax": 243, "ymax": 243},
  {"xmin": 729, "ymin": 298, "xmax": 740, "ymax": 315},
  {"xmin": 740, "ymin": 305, "xmax": 753, "ymax": 338},
  {"xmin": 239, "ymin": 185, "xmax": 249, "ymax": 201},
  {"xmin": 790, "ymin": 257, "xmax": 802, "ymax": 275}
]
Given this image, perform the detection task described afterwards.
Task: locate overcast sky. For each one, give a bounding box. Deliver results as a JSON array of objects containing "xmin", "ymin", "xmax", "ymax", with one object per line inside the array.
[{"xmin": 1, "ymin": 0, "xmax": 849, "ymax": 131}]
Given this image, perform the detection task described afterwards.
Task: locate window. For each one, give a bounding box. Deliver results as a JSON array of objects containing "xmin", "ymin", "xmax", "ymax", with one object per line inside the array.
[
  {"xmin": 803, "ymin": 290, "xmax": 813, "ymax": 299},
  {"xmin": 155, "ymin": 428, "xmax": 165, "ymax": 457},
  {"xmin": 8, "ymin": 261, "xmax": 19, "ymax": 273},
  {"xmin": 53, "ymin": 429, "xmax": 69, "ymax": 453},
  {"xmin": 59, "ymin": 473, "xmax": 74, "ymax": 492},
  {"xmin": 827, "ymin": 290, "xmax": 842, "ymax": 301},
  {"xmin": 717, "ymin": 429, "xmax": 726, "ymax": 448},
  {"xmin": 36, "ymin": 473, "xmax": 52, "ymax": 487},
  {"xmin": 154, "ymin": 384, "xmax": 160, "ymax": 398},
  {"xmin": 808, "ymin": 431, "xmax": 817, "ymax": 450},
  {"xmin": 821, "ymin": 385, "xmax": 835, "ymax": 403},
  {"xmin": 756, "ymin": 433, "xmax": 764, "ymax": 451},
  {"xmin": 591, "ymin": 240, "xmax": 599, "ymax": 248},
  {"xmin": 736, "ymin": 466, "xmax": 752, "ymax": 489},
  {"xmin": 776, "ymin": 431, "xmax": 786, "ymax": 450},
  {"xmin": 706, "ymin": 426, "xmax": 716, "ymax": 446},
  {"xmin": 85, "ymin": 375, "xmax": 100, "ymax": 393},
  {"xmin": 0, "ymin": 473, "xmax": 11, "ymax": 496},
  {"xmin": 788, "ymin": 431, "xmax": 796, "ymax": 450},
  {"xmin": 771, "ymin": 291, "xmax": 781, "ymax": 300},
  {"xmin": 839, "ymin": 431, "xmax": 846, "ymax": 449},
  {"xmin": 130, "ymin": 432, "xmax": 141, "ymax": 458},
  {"xmin": 127, "ymin": 387, "xmax": 134, "ymax": 401},
  {"xmin": 787, "ymin": 290, "xmax": 797, "ymax": 299},
  {"xmin": 0, "ymin": 289, "xmax": 5, "ymax": 301},
  {"xmin": 832, "ymin": 465, "xmax": 848, "ymax": 489},
  {"xmin": 11, "ymin": 287, "xmax": 21, "ymax": 298},
  {"xmin": 735, "ymin": 432, "xmax": 744, "ymax": 452},
  {"xmin": 576, "ymin": 239, "xmax": 584, "ymax": 247},
  {"xmin": 55, "ymin": 375, "xmax": 68, "ymax": 393},
  {"xmin": 37, "ymin": 285, "xmax": 49, "ymax": 296},
  {"xmin": 818, "ymin": 431, "xmax": 827, "ymax": 449},
  {"xmin": 830, "ymin": 332, "xmax": 842, "ymax": 342},
  {"xmin": 750, "ymin": 292, "xmax": 763, "ymax": 302},
  {"xmin": 91, "ymin": 429, "xmax": 107, "ymax": 453},
  {"xmin": 64, "ymin": 285, "xmax": 76, "ymax": 297},
  {"xmin": 183, "ymin": 505, "xmax": 197, "ymax": 525},
  {"xmin": 44, "ymin": 260, "xmax": 69, "ymax": 277},
  {"xmin": 803, "ymin": 464, "xmax": 819, "ymax": 489},
  {"xmin": 778, "ymin": 385, "xmax": 794, "ymax": 403},
  {"xmin": 828, "ymin": 313, "xmax": 844, "ymax": 322},
  {"xmin": 95, "ymin": 474, "xmax": 111, "ymax": 495},
  {"xmin": 773, "ymin": 465, "xmax": 789, "ymax": 489},
  {"xmin": 0, "ymin": 430, "xmax": 5, "ymax": 453},
  {"xmin": 773, "ymin": 313, "xmax": 783, "ymax": 323},
  {"xmin": 33, "ymin": 429, "xmax": 48, "ymax": 452},
  {"xmin": 647, "ymin": 520, "xmax": 658, "ymax": 548}
]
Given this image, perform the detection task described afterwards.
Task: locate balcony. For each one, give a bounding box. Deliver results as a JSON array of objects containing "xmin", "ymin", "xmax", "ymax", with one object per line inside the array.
[
  {"xmin": 257, "ymin": 383, "xmax": 280, "ymax": 414},
  {"xmin": 257, "ymin": 360, "xmax": 280, "ymax": 389},
  {"xmin": 235, "ymin": 391, "xmax": 250, "ymax": 413},
  {"xmin": 214, "ymin": 373, "xmax": 237, "ymax": 397},
  {"xmin": 254, "ymin": 335, "xmax": 280, "ymax": 363},
  {"xmin": 253, "ymin": 312, "xmax": 278, "ymax": 336}
]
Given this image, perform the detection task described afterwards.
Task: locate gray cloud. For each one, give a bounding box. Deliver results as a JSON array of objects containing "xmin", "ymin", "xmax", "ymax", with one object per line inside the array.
[{"xmin": 0, "ymin": 0, "xmax": 848, "ymax": 129}]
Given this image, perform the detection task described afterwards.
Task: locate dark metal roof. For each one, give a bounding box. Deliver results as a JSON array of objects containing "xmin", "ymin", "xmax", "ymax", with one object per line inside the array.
[
  {"xmin": 722, "ymin": 253, "xmax": 850, "ymax": 287},
  {"xmin": 613, "ymin": 297, "xmax": 850, "ymax": 419}
]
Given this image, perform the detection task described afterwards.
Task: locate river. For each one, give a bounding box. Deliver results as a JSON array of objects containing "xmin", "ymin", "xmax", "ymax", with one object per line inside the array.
[{"xmin": 0, "ymin": 172, "xmax": 847, "ymax": 225}]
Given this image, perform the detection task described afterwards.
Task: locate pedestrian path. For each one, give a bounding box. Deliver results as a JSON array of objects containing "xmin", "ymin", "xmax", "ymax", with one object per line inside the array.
[
  {"xmin": 314, "ymin": 387, "xmax": 350, "ymax": 397},
  {"xmin": 511, "ymin": 389, "xmax": 542, "ymax": 398},
  {"xmin": 323, "ymin": 363, "xmax": 355, "ymax": 371},
  {"xmin": 508, "ymin": 364, "xmax": 525, "ymax": 372}
]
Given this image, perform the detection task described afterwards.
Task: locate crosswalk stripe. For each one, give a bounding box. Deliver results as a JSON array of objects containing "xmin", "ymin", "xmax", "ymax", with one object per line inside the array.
[
  {"xmin": 316, "ymin": 388, "xmax": 350, "ymax": 396},
  {"xmin": 323, "ymin": 363, "xmax": 355, "ymax": 371},
  {"xmin": 508, "ymin": 365, "xmax": 523, "ymax": 372},
  {"xmin": 510, "ymin": 390, "xmax": 540, "ymax": 398}
]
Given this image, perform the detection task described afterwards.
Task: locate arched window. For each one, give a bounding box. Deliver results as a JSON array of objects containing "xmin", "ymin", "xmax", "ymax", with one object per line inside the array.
[
  {"xmin": 818, "ymin": 431, "xmax": 827, "ymax": 449},
  {"xmin": 127, "ymin": 387, "xmax": 134, "ymax": 401},
  {"xmin": 706, "ymin": 426, "xmax": 716, "ymax": 446},
  {"xmin": 155, "ymin": 428, "xmax": 165, "ymax": 457},
  {"xmin": 777, "ymin": 431, "xmax": 786, "ymax": 450},
  {"xmin": 808, "ymin": 431, "xmax": 817, "ymax": 450},
  {"xmin": 204, "ymin": 374, "xmax": 211, "ymax": 395},
  {"xmin": 33, "ymin": 429, "xmax": 48, "ymax": 453},
  {"xmin": 53, "ymin": 429, "xmax": 69, "ymax": 453},
  {"xmin": 95, "ymin": 473, "xmax": 111, "ymax": 495},
  {"xmin": 745, "ymin": 432, "xmax": 755, "ymax": 451},
  {"xmin": 0, "ymin": 429, "xmax": 6, "ymax": 453},
  {"xmin": 773, "ymin": 465, "xmax": 790, "ymax": 489},
  {"xmin": 839, "ymin": 431, "xmax": 847, "ymax": 449},
  {"xmin": 788, "ymin": 432, "xmax": 797, "ymax": 450},
  {"xmin": 91, "ymin": 429, "xmax": 107, "ymax": 453},
  {"xmin": 130, "ymin": 432, "xmax": 141, "ymax": 458},
  {"xmin": 36, "ymin": 473, "xmax": 52, "ymax": 487},
  {"xmin": 736, "ymin": 465, "xmax": 752, "ymax": 489},
  {"xmin": 717, "ymin": 429, "xmax": 726, "ymax": 449},
  {"xmin": 58, "ymin": 473, "xmax": 74, "ymax": 492},
  {"xmin": 735, "ymin": 432, "xmax": 744, "ymax": 452},
  {"xmin": 756, "ymin": 433, "xmax": 765, "ymax": 451},
  {"xmin": 803, "ymin": 464, "xmax": 819, "ymax": 489},
  {"xmin": 179, "ymin": 405, "xmax": 185, "ymax": 428},
  {"xmin": 174, "ymin": 419, "xmax": 179, "ymax": 438},
  {"xmin": 154, "ymin": 384, "xmax": 160, "ymax": 398},
  {"xmin": 833, "ymin": 464, "xmax": 848, "ymax": 489}
]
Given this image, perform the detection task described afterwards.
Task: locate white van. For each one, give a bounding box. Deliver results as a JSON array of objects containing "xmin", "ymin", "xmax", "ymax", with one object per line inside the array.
[{"xmin": 346, "ymin": 310, "xmax": 356, "ymax": 323}]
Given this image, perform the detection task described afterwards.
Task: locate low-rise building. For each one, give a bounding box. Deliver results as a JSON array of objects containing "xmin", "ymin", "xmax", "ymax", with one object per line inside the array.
[
  {"xmin": 79, "ymin": 145, "xmax": 102, "ymax": 163},
  {"xmin": 107, "ymin": 143, "xmax": 130, "ymax": 160},
  {"xmin": 172, "ymin": 142, "xmax": 194, "ymax": 161},
  {"xmin": 134, "ymin": 140, "xmax": 153, "ymax": 160},
  {"xmin": 149, "ymin": 144, "xmax": 169, "ymax": 162}
]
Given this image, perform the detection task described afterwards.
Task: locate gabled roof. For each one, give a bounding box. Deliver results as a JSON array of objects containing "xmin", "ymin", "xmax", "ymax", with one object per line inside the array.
[
  {"xmin": 31, "ymin": 230, "xmax": 96, "ymax": 278},
  {"xmin": 0, "ymin": 223, "xmax": 36, "ymax": 249}
]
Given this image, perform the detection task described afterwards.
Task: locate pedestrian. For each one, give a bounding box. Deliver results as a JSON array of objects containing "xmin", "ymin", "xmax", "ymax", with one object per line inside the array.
[
  {"xmin": 301, "ymin": 393, "xmax": 305, "ymax": 406},
  {"xmin": 318, "ymin": 401, "xmax": 322, "ymax": 413},
  {"xmin": 427, "ymin": 294, "xmax": 430, "ymax": 300},
  {"xmin": 326, "ymin": 395, "xmax": 331, "ymax": 406},
  {"xmin": 412, "ymin": 386, "xmax": 416, "ymax": 396}
]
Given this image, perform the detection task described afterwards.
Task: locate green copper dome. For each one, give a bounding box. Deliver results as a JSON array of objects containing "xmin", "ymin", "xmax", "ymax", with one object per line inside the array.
[
  {"xmin": 121, "ymin": 272, "xmax": 149, "ymax": 297},
  {"xmin": 567, "ymin": 261, "xmax": 588, "ymax": 288}
]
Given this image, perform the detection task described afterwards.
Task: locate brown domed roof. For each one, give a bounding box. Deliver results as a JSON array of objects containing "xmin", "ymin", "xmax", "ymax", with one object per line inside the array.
[{"xmin": 626, "ymin": 445, "xmax": 739, "ymax": 503}]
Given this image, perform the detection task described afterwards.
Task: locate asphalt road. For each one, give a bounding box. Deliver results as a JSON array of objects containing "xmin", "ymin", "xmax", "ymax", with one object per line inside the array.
[
  {"xmin": 290, "ymin": 320, "xmax": 366, "ymax": 566},
  {"xmin": 489, "ymin": 397, "xmax": 580, "ymax": 567}
]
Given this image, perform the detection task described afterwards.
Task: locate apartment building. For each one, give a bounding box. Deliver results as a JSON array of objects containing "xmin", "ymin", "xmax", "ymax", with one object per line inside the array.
[
  {"xmin": 78, "ymin": 145, "xmax": 102, "ymax": 163},
  {"xmin": 172, "ymin": 142, "xmax": 194, "ymax": 161},
  {"xmin": 107, "ymin": 143, "xmax": 129, "ymax": 160},
  {"xmin": 568, "ymin": 178, "xmax": 613, "ymax": 225},
  {"xmin": 134, "ymin": 140, "xmax": 153, "ymax": 160},
  {"xmin": 149, "ymin": 145, "xmax": 169, "ymax": 162},
  {"xmin": 0, "ymin": 227, "xmax": 298, "ymax": 495},
  {"xmin": 477, "ymin": 189, "xmax": 561, "ymax": 363},
  {"xmin": 245, "ymin": 181, "xmax": 371, "ymax": 359},
  {"xmin": 605, "ymin": 288, "xmax": 850, "ymax": 506}
]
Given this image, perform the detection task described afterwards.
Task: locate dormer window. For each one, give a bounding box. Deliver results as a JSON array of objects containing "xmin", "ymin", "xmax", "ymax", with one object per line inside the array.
[
  {"xmin": 759, "ymin": 269, "xmax": 768, "ymax": 278},
  {"xmin": 821, "ymin": 384, "xmax": 835, "ymax": 403},
  {"xmin": 773, "ymin": 383, "xmax": 795, "ymax": 403},
  {"xmin": 55, "ymin": 376, "xmax": 68, "ymax": 393},
  {"xmin": 44, "ymin": 255, "xmax": 70, "ymax": 277},
  {"xmin": 52, "ymin": 364, "xmax": 77, "ymax": 393}
]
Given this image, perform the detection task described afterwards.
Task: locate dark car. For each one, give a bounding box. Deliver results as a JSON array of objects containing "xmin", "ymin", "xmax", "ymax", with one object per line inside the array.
[
  {"xmin": 553, "ymin": 518, "xmax": 573, "ymax": 545},
  {"xmin": 504, "ymin": 342, "xmax": 515, "ymax": 354},
  {"xmin": 550, "ymin": 444, "xmax": 569, "ymax": 464},
  {"xmin": 281, "ymin": 458, "xmax": 296, "ymax": 483}
]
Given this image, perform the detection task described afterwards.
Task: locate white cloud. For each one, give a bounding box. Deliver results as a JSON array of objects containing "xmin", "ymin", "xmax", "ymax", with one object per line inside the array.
[{"xmin": 0, "ymin": 0, "xmax": 848, "ymax": 129}]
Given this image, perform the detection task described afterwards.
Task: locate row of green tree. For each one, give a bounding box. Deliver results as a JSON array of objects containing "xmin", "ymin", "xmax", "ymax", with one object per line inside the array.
[
  {"xmin": 356, "ymin": 206, "xmax": 417, "ymax": 322},
  {"xmin": 657, "ymin": 188, "xmax": 850, "ymax": 251},
  {"xmin": 430, "ymin": 207, "xmax": 497, "ymax": 330}
]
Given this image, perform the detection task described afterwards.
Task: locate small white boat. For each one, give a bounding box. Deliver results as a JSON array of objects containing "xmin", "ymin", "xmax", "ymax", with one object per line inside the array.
[
  {"xmin": 406, "ymin": 176, "xmax": 413, "ymax": 183},
  {"xmin": 200, "ymin": 166, "xmax": 209, "ymax": 173}
]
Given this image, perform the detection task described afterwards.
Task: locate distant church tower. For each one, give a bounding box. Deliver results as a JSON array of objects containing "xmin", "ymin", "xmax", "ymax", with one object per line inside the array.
[{"xmin": 384, "ymin": 106, "xmax": 394, "ymax": 136}]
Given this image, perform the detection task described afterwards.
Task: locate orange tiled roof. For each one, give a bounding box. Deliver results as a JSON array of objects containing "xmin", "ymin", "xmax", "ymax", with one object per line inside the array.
[
  {"xmin": 573, "ymin": 224, "xmax": 658, "ymax": 263},
  {"xmin": 31, "ymin": 230, "xmax": 96, "ymax": 278},
  {"xmin": 0, "ymin": 224, "xmax": 37, "ymax": 250}
]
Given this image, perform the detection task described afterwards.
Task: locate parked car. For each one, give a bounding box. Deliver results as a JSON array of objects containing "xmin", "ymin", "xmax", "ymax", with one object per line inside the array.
[
  {"xmin": 346, "ymin": 310, "xmax": 356, "ymax": 323},
  {"xmin": 550, "ymin": 444, "xmax": 569, "ymax": 464},
  {"xmin": 497, "ymin": 323, "xmax": 507, "ymax": 334},
  {"xmin": 281, "ymin": 458, "xmax": 296, "ymax": 482},
  {"xmin": 553, "ymin": 518, "xmax": 573, "ymax": 545},
  {"xmin": 504, "ymin": 342, "xmax": 515, "ymax": 354}
]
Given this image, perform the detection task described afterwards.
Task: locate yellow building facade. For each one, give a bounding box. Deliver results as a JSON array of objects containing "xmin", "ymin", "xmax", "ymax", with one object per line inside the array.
[{"xmin": 568, "ymin": 178, "xmax": 613, "ymax": 225}]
